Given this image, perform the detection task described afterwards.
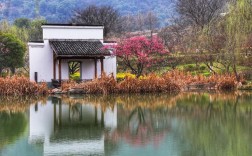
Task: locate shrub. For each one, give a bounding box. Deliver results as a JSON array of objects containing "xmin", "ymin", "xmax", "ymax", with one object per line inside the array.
[
  {"xmin": 116, "ymin": 73, "xmax": 136, "ymax": 81},
  {"xmin": 203, "ymin": 72, "xmax": 211, "ymax": 77},
  {"xmin": 199, "ymin": 65, "xmax": 207, "ymax": 71},
  {"xmin": 184, "ymin": 64, "xmax": 195, "ymax": 71}
]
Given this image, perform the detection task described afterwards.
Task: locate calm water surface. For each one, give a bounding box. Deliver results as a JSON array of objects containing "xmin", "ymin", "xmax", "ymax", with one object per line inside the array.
[{"xmin": 0, "ymin": 92, "xmax": 252, "ymax": 156}]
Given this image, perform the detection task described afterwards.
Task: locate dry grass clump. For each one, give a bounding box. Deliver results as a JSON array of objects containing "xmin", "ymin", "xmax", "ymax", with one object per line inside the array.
[
  {"xmin": 163, "ymin": 70, "xmax": 212, "ymax": 86},
  {"xmin": 63, "ymin": 73, "xmax": 180, "ymax": 94},
  {"xmin": 61, "ymin": 80, "xmax": 77, "ymax": 92},
  {"xmin": 117, "ymin": 73, "xmax": 180, "ymax": 93},
  {"xmin": 217, "ymin": 75, "xmax": 237, "ymax": 90},
  {"xmin": 116, "ymin": 76, "xmax": 140, "ymax": 93},
  {"xmin": 73, "ymin": 74, "xmax": 117, "ymax": 94},
  {"xmin": 0, "ymin": 76, "xmax": 48, "ymax": 95},
  {"xmin": 163, "ymin": 70, "xmax": 240, "ymax": 91},
  {"xmin": 60, "ymin": 70, "xmax": 241, "ymax": 94}
]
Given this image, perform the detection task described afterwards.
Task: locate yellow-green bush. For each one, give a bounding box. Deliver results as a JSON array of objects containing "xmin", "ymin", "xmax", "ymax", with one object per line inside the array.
[{"xmin": 116, "ymin": 73, "xmax": 136, "ymax": 81}]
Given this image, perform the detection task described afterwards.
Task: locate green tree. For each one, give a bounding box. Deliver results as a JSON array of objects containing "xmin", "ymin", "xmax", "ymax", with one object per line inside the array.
[
  {"xmin": 225, "ymin": 0, "xmax": 252, "ymax": 80},
  {"xmin": 28, "ymin": 19, "xmax": 47, "ymax": 41},
  {"xmin": 0, "ymin": 33, "xmax": 26, "ymax": 74},
  {"xmin": 14, "ymin": 18, "xmax": 31, "ymax": 29},
  {"xmin": 0, "ymin": 20, "xmax": 29, "ymax": 43}
]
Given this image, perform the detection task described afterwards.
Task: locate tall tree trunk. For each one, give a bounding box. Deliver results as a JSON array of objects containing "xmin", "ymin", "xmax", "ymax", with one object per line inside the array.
[
  {"xmin": 232, "ymin": 50, "xmax": 240, "ymax": 81},
  {"xmin": 10, "ymin": 67, "xmax": 15, "ymax": 74},
  {"xmin": 0, "ymin": 67, "xmax": 2, "ymax": 76},
  {"xmin": 233, "ymin": 63, "xmax": 239, "ymax": 81}
]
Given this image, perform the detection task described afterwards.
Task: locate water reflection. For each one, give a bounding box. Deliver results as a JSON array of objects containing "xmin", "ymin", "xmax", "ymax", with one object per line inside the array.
[
  {"xmin": 29, "ymin": 96, "xmax": 117, "ymax": 156},
  {"xmin": 106, "ymin": 106, "xmax": 170, "ymax": 148},
  {"xmin": 0, "ymin": 96, "xmax": 46, "ymax": 113},
  {"xmin": 0, "ymin": 112, "xmax": 27, "ymax": 150},
  {"xmin": 171, "ymin": 92, "xmax": 252, "ymax": 156},
  {"xmin": 0, "ymin": 92, "xmax": 252, "ymax": 156}
]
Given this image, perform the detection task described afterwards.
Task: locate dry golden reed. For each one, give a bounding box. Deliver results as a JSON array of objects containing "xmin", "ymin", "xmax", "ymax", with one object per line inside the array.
[
  {"xmin": 64, "ymin": 73, "xmax": 180, "ymax": 94},
  {"xmin": 162, "ymin": 70, "xmax": 239, "ymax": 91},
  {"xmin": 71, "ymin": 73, "xmax": 117, "ymax": 94},
  {"xmin": 0, "ymin": 76, "xmax": 48, "ymax": 96},
  {"xmin": 61, "ymin": 71, "xmax": 240, "ymax": 94},
  {"xmin": 117, "ymin": 73, "xmax": 180, "ymax": 93}
]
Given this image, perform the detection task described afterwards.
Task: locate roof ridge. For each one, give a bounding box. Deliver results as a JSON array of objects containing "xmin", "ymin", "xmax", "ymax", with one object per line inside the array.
[
  {"xmin": 49, "ymin": 40, "xmax": 110, "ymax": 56},
  {"xmin": 43, "ymin": 23, "xmax": 104, "ymax": 27},
  {"xmin": 49, "ymin": 39, "xmax": 101, "ymax": 42}
]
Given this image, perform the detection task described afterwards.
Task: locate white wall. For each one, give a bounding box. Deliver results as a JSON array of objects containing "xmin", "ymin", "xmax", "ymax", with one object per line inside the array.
[
  {"xmin": 42, "ymin": 26, "xmax": 104, "ymax": 40},
  {"xmin": 81, "ymin": 57, "xmax": 116, "ymax": 79},
  {"xmin": 29, "ymin": 25, "xmax": 117, "ymax": 82},
  {"xmin": 81, "ymin": 59, "xmax": 95, "ymax": 80},
  {"xmin": 61, "ymin": 60, "xmax": 69, "ymax": 80},
  {"xmin": 29, "ymin": 40, "xmax": 54, "ymax": 82},
  {"xmin": 104, "ymin": 56, "xmax": 117, "ymax": 79}
]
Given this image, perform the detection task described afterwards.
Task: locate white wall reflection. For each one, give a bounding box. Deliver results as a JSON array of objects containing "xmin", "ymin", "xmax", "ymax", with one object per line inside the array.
[{"xmin": 29, "ymin": 96, "xmax": 117, "ymax": 155}]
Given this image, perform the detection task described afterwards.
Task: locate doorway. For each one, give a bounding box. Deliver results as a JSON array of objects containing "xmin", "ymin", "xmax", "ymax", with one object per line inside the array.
[{"xmin": 68, "ymin": 61, "xmax": 81, "ymax": 81}]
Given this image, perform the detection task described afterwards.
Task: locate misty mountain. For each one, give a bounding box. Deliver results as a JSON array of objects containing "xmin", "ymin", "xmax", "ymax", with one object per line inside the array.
[{"xmin": 0, "ymin": 0, "xmax": 176, "ymax": 26}]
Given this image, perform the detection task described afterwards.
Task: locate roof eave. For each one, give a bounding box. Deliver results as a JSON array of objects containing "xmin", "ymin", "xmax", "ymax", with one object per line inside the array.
[{"xmin": 56, "ymin": 54, "xmax": 111, "ymax": 58}]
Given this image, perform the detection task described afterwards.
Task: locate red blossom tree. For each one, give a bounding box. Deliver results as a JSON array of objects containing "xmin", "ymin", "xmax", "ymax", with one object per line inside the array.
[{"xmin": 110, "ymin": 36, "xmax": 168, "ymax": 77}]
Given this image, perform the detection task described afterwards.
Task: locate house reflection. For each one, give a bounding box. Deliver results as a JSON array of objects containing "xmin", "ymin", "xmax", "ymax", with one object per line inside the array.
[{"xmin": 29, "ymin": 96, "xmax": 117, "ymax": 156}]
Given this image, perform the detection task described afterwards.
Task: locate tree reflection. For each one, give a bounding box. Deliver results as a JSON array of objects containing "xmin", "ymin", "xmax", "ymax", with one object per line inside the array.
[
  {"xmin": 106, "ymin": 105, "xmax": 170, "ymax": 147},
  {"xmin": 0, "ymin": 96, "xmax": 44, "ymax": 150},
  {"xmin": 69, "ymin": 104, "xmax": 82, "ymax": 121},
  {"xmin": 170, "ymin": 92, "xmax": 252, "ymax": 156},
  {"xmin": 0, "ymin": 112, "xmax": 27, "ymax": 149}
]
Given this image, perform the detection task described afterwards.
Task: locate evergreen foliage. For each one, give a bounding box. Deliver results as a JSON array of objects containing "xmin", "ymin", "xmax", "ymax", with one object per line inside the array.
[{"xmin": 0, "ymin": 33, "xmax": 26, "ymax": 73}]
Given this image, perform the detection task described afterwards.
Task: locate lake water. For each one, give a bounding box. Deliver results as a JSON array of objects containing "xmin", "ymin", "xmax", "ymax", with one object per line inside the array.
[{"xmin": 0, "ymin": 92, "xmax": 252, "ymax": 156}]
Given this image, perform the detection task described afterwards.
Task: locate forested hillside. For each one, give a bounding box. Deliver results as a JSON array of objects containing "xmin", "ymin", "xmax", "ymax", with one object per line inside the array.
[{"xmin": 0, "ymin": 0, "xmax": 175, "ymax": 26}]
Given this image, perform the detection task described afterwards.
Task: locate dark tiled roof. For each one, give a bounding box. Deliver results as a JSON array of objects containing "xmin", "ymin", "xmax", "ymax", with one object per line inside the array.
[{"xmin": 49, "ymin": 40, "xmax": 110, "ymax": 56}]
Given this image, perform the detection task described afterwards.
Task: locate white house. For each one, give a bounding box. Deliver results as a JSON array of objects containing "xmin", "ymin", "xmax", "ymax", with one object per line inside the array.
[{"xmin": 28, "ymin": 24, "xmax": 116, "ymax": 86}]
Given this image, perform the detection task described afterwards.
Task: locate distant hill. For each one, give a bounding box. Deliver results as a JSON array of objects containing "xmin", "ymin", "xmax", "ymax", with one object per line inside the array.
[{"xmin": 0, "ymin": 0, "xmax": 176, "ymax": 27}]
